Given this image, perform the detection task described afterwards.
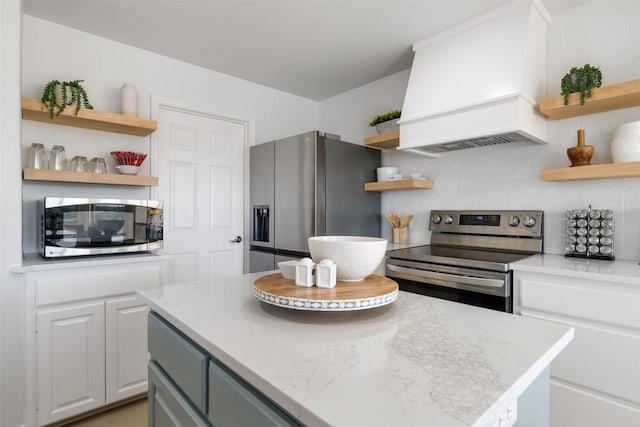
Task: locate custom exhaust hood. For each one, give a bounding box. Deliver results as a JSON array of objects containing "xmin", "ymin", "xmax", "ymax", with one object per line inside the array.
[{"xmin": 399, "ymin": 0, "xmax": 550, "ymax": 156}]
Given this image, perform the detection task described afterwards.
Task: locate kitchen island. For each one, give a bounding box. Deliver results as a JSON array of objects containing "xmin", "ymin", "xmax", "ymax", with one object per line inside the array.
[{"xmin": 137, "ymin": 272, "xmax": 573, "ymax": 427}]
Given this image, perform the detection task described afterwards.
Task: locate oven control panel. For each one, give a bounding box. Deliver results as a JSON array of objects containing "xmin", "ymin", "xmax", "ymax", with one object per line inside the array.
[{"xmin": 429, "ymin": 210, "xmax": 543, "ymax": 237}]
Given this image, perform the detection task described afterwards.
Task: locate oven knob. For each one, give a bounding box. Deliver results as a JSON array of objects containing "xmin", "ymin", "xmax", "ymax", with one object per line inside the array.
[
  {"xmin": 508, "ymin": 215, "xmax": 520, "ymax": 226},
  {"xmin": 431, "ymin": 214, "xmax": 442, "ymax": 224},
  {"xmin": 522, "ymin": 216, "xmax": 536, "ymax": 227},
  {"xmin": 444, "ymin": 215, "xmax": 454, "ymax": 224}
]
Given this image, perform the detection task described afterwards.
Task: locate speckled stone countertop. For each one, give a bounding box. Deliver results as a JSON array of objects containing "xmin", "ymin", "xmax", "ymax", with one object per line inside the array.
[
  {"xmin": 511, "ymin": 254, "xmax": 640, "ymax": 286},
  {"xmin": 138, "ymin": 272, "xmax": 573, "ymax": 427}
]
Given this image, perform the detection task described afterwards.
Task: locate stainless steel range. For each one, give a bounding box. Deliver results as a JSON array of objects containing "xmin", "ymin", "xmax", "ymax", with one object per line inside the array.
[{"xmin": 385, "ymin": 210, "xmax": 544, "ymax": 312}]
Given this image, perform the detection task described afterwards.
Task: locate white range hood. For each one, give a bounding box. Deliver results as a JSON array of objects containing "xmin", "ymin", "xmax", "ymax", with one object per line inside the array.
[{"xmin": 399, "ymin": 0, "xmax": 550, "ymax": 156}]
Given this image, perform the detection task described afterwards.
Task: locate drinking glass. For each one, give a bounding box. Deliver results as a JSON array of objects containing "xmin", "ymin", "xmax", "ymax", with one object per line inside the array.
[
  {"xmin": 69, "ymin": 156, "xmax": 88, "ymax": 172},
  {"xmin": 47, "ymin": 145, "xmax": 67, "ymax": 171},
  {"xmin": 88, "ymin": 157, "xmax": 107, "ymax": 173},
  {"xmin": 28, "ymin": 143, "xmax": 47, "ymax": 169}
]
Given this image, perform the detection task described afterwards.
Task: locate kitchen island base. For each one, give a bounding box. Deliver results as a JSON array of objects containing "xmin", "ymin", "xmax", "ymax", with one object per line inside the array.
[
  {"xmin": 147, "ymin": 310, "xmax": 555, "ymax": 427},
  {"xmin": 148, "ymin": 311, "xmax": 301, "ymax": 427},
  {"xmin": 138, "ymin": 273, "xmax": 573, "ymax": 427}
]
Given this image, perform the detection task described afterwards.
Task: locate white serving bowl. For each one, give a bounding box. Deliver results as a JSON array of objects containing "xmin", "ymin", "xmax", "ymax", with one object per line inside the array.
[
  {"xmin": 277, "ymin": 260, "xmax": 298, "ymax": 280},
  {"xmin": 308, "ymin": 236, "xmax": 387, "ymax": 281},
  {"xmin": 115, "ymin": 165, "xmax": 141, "ymax": 175}
]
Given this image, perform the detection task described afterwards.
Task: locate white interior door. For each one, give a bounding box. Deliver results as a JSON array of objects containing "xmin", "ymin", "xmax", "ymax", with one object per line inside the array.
[{"xmin": 154, "ymin": 102, "xmax": 246, "ymax": 282}]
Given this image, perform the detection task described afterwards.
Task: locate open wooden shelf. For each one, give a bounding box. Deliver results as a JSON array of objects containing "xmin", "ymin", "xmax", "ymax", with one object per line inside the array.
[
  {"xmin": 538, "ymin": 79, "xmax": 640, "ymax": 120},
  {"xmin": 364, "ymin": 178, "xmax": 434, "ymax": 191},
  {"xmin": 23, "ymin": 168, "xmax": 158, "ymax": 186},
  {"xmin": 540, "ymin": 162, "xmax": 640, "ymax": 181},
  {"xmin": 21, "ymin": 98, "xmax": 157, "ymax": 136},
  {"xmin": 364, "ymin": 130, "xmax": 399, "ymax": 149}
]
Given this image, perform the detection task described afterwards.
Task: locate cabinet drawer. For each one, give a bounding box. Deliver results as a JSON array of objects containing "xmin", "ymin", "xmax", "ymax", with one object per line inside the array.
[
  {"xmin": 551, "ymin": 381, "xmax": 640, "ymax": 427},
  {"xmin": 149, "ymin": 361, "xmax": 210, "ymax": 427},
  {"xmin": 148, "ymin": 312, "xmax": 208, "ymax": 413},
  {"xmin": 35, "ymin": 264, "xmax": 164, "ymax": 306},
  {"xmin": 519, "ymin": 279, "xmax": 640, "ymax": 329},
  {"xmin": 551, "ymin": 321, "xmax": 640, "ymax": 404},
  {"xmin": 208, "ymin": 360, "xmax": 300, "ymax": 427}
]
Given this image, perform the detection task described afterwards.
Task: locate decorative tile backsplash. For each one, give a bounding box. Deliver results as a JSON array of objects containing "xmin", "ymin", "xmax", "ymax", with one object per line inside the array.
[{"xmin": 381, "ymin": 140, "xmax": 639, "ymax": 260}]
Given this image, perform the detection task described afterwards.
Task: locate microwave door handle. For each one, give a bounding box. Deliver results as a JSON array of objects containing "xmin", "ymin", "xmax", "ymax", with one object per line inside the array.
[{"xmin": 386, "ymin": 264, "xmax": 505, "ymax": 288}]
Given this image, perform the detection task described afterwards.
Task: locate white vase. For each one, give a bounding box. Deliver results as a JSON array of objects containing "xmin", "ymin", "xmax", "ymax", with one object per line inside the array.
[
  {"xmin": 120, "ymin": 83, "xmax": 138, "ymax": 117},
  {"xmin": 611, "ymin": 120, "xmax": 640, "ymax": 163}
]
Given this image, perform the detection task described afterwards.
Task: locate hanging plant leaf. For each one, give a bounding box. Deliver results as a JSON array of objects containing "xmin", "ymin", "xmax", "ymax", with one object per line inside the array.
[
  {"xmin": 560, "ymin": 64, "xmax": 602, "ymax": 105},
  {"xmin": 41, "ymin": 79, "xmax": 94, "ymax": 119}
]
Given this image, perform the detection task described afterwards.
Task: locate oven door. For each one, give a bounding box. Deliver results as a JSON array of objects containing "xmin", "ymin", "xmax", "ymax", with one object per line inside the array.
[{"xmin": 385, "ymin": 258, "xmax": 512, "ymax": 312}]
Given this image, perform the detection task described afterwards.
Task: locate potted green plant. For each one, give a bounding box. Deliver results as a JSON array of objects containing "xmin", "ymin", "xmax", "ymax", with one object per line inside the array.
[
  {"xmin": 369, "ymin": 110, "xmax": 401, "ymax": 134},
  {"xmin": 41, "ymin": 79, "xmax": 94, "ymax": 119},
  {"xmin": 560, "ymin": 64, "xmax": 602, "ymax": 106}
]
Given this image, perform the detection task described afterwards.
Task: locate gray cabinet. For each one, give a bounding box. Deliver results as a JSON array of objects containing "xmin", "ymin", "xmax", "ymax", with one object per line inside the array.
[
  {"xmin": 148, "ymin": 361, "xmax": 210, "ymax": 427},
  {"xmin": 148, "ymin": 311, "xmax": 208, "ymax": 413},
  {"xmin": 148, "ymin": 312, "xmax": 302, "ymax": 427},
  {"xmin": 208, "ymin": 360, "xmax": 299, "ymax": 427}
]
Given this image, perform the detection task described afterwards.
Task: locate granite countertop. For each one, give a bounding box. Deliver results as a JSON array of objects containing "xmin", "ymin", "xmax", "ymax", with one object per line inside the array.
[
  {"xmin": 511, "ymin": 254, "xmax": 640, "ymax": 285},
  {"xmin": 138, "ymin": 272, "xmax": 573, "ymax": 427}
]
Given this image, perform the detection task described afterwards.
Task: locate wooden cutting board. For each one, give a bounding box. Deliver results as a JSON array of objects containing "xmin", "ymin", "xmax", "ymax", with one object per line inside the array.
[{"xmin": 253, "ymin": 273, "xmax": 399, "ymax": 311}]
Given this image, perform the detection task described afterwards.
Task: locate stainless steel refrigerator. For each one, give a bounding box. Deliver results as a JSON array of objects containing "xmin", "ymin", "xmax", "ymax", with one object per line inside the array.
[{"xmin": 249, "ymin": 130, "xmax": 381, "ymax": 272}]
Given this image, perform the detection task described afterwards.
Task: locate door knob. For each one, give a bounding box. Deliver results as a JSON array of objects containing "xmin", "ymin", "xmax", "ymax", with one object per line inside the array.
[{"xmin": 230, "ymin": 236, "xmax": 242, "ymax": 243}]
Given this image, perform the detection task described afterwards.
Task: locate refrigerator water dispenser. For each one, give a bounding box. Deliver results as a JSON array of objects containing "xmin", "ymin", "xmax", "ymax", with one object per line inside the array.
[{"xmin": 253, "ymin": 206, "xmax": 269, "ymax": 242}]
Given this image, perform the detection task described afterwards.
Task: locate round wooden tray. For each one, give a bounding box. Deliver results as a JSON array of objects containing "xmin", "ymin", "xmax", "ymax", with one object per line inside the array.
[{"xmin": 253, "ymin": 273, "xmax": 399, "ymax": 311}]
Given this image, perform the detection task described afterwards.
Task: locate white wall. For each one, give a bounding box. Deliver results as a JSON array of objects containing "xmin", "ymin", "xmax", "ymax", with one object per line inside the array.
[
  {"xmin": 319, "ymin": 0, "xmax": 640, "ymax": 261},
  {"xmin": 0, "ymin": 2, "xmax": 25, "ymax": 426},
  {"xmin": 319, "ymin": 69, "xmax": 409, "ymax": 145},
  {"xmin": 21, "ymin": 15, "xmax": 319, "ymax": 253}
]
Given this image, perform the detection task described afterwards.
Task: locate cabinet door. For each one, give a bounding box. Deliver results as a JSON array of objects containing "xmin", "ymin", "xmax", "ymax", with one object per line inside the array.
[
  {"xmin": 208, "ymin": 360, "xmax": 300, "ymax": 427},
  {"xmin": 36, "ymin": 302, "xmax": 105, "ymax": 426},
  {"xmin": 148, "ymin": 361, "xmax": 210, "ymax": 427},
  {"xmin": 106, "ymin": 295, "xmax": 150, "ymax": 404}
]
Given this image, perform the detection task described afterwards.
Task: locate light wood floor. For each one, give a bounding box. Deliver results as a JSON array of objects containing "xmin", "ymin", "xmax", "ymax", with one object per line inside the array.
[{"xmin": 61, "ymin": 398, "xmax": 147, "ymax": 427}]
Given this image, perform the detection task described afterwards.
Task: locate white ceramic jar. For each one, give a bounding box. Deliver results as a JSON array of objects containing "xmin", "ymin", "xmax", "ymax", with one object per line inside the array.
[
  {"xmin": 610, "ymin": 120, "xmax": 640, "ymax": 163},
  {"xmin": 120, "ymin": 83, "xmax": 138, "ymax": 117}
]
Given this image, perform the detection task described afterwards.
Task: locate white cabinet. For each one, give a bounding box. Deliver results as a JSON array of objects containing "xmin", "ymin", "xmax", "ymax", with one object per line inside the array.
[
  {"xmin": 36, "ymin": 302, "xmax": 106, "ymax": 426},
  {"xmin": 16, "ymin": 255, "xmax": 173, "ymax": 426},
  {"xmin": 105, "ymin": 295, "xmax": 150, "ymax": 404},
  {"xmin": 513, "ymin": 265, "xmax": 640, "ymax": 427}
]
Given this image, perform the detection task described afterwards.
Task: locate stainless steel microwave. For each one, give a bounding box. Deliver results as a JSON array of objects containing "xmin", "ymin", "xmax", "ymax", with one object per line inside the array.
[{"xmin": 38, "ymin": 197, "xmax": 163, "ymax": 258}]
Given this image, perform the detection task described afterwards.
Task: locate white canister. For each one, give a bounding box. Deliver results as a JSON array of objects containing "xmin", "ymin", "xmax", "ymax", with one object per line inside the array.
[
  {"xmin": 611, "ymin": 120, "xmax": 640, "ymax": 163},
  {"xmin": 120, "ymin": 83, "xmax": 138, "ymax": 117},
  {"xmin": 295, "ymin": 258, "xmax": 315, "ymax": 287},
  {"xmin": 316, "ymin": 259, "xmax": 337, "ymax": 289}
]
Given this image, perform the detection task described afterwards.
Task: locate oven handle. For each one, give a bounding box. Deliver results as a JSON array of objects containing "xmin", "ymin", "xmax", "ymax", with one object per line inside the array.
[{"xmin": 386, "ymin": 263, "xmax": 505, "ymax": 288}]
